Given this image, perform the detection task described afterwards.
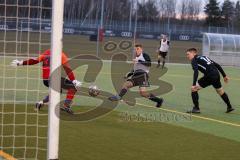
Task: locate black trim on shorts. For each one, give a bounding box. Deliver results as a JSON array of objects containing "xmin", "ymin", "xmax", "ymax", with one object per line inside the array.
[{"xmin": 127, "ymin": 71, "xmax": 150, "ymax": 87}]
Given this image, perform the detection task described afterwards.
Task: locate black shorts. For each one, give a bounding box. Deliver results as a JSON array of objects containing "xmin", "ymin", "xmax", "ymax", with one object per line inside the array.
[
  {"xmin": 127, "ymin": 71, "xmax": 150, "ymax": 87},
  {"xmin": 158, "ymin": 51, "xmax": 167, "ymax": 58},
  {"xmin": 43, "ymin": 77, "xmax": 76, "ymax": 90},
  {"xmin": 198, "ymin": 73, "xmax": 222, "ymax": 89}
]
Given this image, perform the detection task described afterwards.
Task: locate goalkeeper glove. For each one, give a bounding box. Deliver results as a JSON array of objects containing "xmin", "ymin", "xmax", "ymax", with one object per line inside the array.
[
  {"xmin": 72, "ymin": 80, "xmax": 82, "ymax": 91},
  {"xmin": 11, "ymin": 59, "xmax": 23, "ymax": 67}
]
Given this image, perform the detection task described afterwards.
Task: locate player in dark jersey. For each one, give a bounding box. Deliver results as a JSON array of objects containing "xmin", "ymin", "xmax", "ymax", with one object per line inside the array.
[
  {"xmin": 186, "ymin": 48, "xmax": 234, "ymax": 113},
  {"xmin": 11, "ymin": 49, "xmax": 82, "ymax": 114},
  {"xmin": 108, "ymin": 44, "xmax": 164, "ymax": 108}
]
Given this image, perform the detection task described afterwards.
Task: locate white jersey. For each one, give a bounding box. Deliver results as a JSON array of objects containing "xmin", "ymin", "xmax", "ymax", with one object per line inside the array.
[
  {"xmin": 133, "ymin": 52, "xmax": 151, "ymax": 73},
  {"xmin": 159, "ymin": 39, "xmax": 169, "ymax": 52}
]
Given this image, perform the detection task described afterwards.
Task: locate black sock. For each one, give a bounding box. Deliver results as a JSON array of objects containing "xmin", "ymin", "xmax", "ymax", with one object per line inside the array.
[
  {"xmin": 119, "ymin": 88, "xmax": 128, "ymax": 98},
  {"xmin": 149, "ymin": 94, "xmax": 162, "ymax": 103},
  {"xmin": 43, "ymin": 95, "xmax": 49, "ymax": 103},
  {"xmin": 221, "ymin": 92, "xmax": 232, "ymax": 108},
  {"xmin": 157, "ymin": 60, "xmax": 160, "ymax": 65},
  {"xmin": 191, "ymin": 92, "xmax": 199, "ymax": 109},
  {"xmin": 162, "ymin": 60, "xmax": 165, "ymax": 68}
]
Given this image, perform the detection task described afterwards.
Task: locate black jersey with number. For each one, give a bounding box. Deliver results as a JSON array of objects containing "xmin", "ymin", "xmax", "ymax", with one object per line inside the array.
[{"xmin": 191, "ymin": 55, "xmax": 226, "ymax": 85}]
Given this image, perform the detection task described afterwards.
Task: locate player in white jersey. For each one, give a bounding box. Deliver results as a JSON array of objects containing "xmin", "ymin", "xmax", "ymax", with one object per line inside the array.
[
  {"xmin": 156, "ymin": 34, "xmax": 170, "ymax": 69},
  {"xmin": 108, "ymin": 44, "xmax": 164, "ymax": 108}
]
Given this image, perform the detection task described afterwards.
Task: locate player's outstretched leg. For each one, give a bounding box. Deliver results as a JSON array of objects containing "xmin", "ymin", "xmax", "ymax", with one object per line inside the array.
[
  {"xmin": 187, "ymin": 91, "xmax": 200, "ymax": 113},
  {"xmin": 109, "ymin": 81, "xmax": 133, "ymax": 101},
  {"xmin": 108, "ymin": 89, "xmax": 125, "ymax": 101},
  {"xmin": 139, "ymin": 88, "xmax": 164, "ymax": 108},
  {"xmin": 216, "ymin": 89, "xmax": 234, "ymax": 113},
  {"xmin": 35, "ymin": 95, "xmax": 49, "ymax": 111},
  {"xmin": 149, "ymin": 94, "xmax": 164, "ymax": 108}
]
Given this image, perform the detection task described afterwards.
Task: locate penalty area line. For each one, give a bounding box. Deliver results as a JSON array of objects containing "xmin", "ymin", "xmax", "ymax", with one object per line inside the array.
[{"xmin": 136, "ymin": 102, "xmax": 240, "ymax": 128}]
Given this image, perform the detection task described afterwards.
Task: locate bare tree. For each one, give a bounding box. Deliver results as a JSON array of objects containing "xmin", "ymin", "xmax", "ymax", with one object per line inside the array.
[
  {"xmin": 104, "ymin": 0, "xmax": 131, "ymax": 21},
  {"xmin": 179, "ymin": 0, "xmax": 189, "ymax": 20},
  {"xmin": 179, "ymin": 0, "xmax": 202, "ymax": 21},
  {"xmin": 64, "ymin": 0, "xmax": 92, "ymax": 23},
  {"xmin": 138, "ymin": 0, "xmax": 159, "ymax": 22},
  {"xmin": 188, "ymin": 0, "xmax": 202, "ymax": 20},
  {"xmin": 234, "ymin": 1, "xmax": 240, "ymax": 31},
  {"xmin": 158, "ymin": 0, "xmax": 177, "ymax": 18}
]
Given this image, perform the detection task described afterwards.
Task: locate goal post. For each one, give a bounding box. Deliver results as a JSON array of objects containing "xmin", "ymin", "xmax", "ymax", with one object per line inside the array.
[
  {"xmin": 0, "ymin": 0, "xmax": 64, "ymax": 158},
  {"xmin": 47, "ymin": 0, "xmax": 65, "ymax": 159}
]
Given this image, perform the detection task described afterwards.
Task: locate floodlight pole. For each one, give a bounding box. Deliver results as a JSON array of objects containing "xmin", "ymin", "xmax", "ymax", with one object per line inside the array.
[
  {"xmin": 47, "ymin": 0, "xmax": 64, "ymax": 159},
  {"xmin": 97, "ymin": 0, "xmax": 105, "ymax": 57},
  {"xmin": 129, "ymin": 0, "xmax": 133, "ymax": 31},
  {"xmin": 100, "ymin": 0, "xmax": 105, "ymax": 29},
  {"xmin": 167, "ymin": 16, "xmax": 170, "ymax": 34},
  {"xmin": 133, "ymin": 0, "xmax": 138, "ymax": 58},
  {"xmin": 167, "ymin": 16, "xmax": 170, "ymax": 64}
]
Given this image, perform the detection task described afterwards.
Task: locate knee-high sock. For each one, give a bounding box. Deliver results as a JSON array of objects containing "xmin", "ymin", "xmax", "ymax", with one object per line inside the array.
[
  {"xmin": 149, "ymin": 94, "xmax": 162, "ymax": 103},
  {"xmin": 191, "ymin": 92, "xmax": 199, "ymax": 109},
  {"xmin": 162, "ymin": 59, "xmax": 165, "ymax": 68},
  {"xmin": 221, "ymin": 92, "xmax": 232, "ymax": 108},
  {"xmin": 66, "ymin": 89, "xmax": 77, "ymax": 101},
  {"xmin": 43, "ymin": 95, "xmax": 49, "ymax": 103},
  {"xmin": 119, "ymin": 88, "xmax": 128, "ymax": 98}
]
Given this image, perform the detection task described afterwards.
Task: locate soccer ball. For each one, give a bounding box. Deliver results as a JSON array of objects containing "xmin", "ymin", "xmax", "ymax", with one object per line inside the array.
[{"xmin": 88, "ymin": 85, "xmax": 100, "ymax": 97}]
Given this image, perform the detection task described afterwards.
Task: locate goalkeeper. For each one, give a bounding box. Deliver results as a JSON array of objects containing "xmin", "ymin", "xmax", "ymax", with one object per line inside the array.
[{"xmin": 11, "ymin": 49, "xmax": 82, "ymax": 114}]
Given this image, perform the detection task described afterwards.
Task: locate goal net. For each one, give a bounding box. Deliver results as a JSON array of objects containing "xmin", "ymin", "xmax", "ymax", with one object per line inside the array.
[{"xmin": 0, "ymin": 0, "xmax": 62, "ymax": 159}]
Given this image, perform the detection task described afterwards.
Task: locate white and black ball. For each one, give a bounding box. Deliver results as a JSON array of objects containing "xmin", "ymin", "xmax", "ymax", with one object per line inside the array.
[{"xmin": 88, "ymin": 85, "xmax": 100, "ymax": 97}]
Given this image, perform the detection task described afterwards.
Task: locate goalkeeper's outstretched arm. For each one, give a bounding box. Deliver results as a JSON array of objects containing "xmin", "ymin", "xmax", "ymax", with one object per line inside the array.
[{"xmin": 11, "ymin": 54, "xmax": 44, "ymax": 66}]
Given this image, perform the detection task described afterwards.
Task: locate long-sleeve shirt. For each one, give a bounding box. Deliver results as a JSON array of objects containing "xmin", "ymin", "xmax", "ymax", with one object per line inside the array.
[
  {"xmin": 22, "ymin": 49, "xmax": 75, "ymax": 80},
  {"xmin": 191, "ymin": 55, "xmax": 226, "ymax": 85}
]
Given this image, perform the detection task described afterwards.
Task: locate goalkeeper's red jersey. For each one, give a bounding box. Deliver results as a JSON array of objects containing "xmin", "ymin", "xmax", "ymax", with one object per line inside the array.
[{"xmin": 23, "ymin": 49, "xmax": 75, "ymax": 80}]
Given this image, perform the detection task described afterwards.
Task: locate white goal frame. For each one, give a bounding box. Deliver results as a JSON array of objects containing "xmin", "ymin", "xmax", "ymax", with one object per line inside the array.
[{"xmin": 47, "ymin": 0, "xmax": 64, "ymax": 159}]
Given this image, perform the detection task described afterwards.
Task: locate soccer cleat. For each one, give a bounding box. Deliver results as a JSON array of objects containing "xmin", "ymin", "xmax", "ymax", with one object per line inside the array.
[
  {"xmin": 108, "ymin": 95, "xmax": 121, "ymax": 101},
  {"xmin": 61, "ymin": 99, "xmax": 74, "ymax": 114},
  {"xmin": 35, "ymin": 101, "xmax": 44, "ymax": 111},
  {"xmin": 60, "ymin": 106, "xmax": 74, "ymax": 115},
  {"xmin": 186, "ymin": 107, "xmax": 201, "ymax": 114},
  {"xmin": 156, "ymin": 98, "xmax": 164, "ymax": 108},
  {"xmin": 226, "ymin": 107, "xmax": 235, "ymax": 113}
]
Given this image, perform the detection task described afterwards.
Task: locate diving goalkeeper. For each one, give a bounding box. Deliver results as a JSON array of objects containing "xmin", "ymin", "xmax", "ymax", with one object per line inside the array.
[{"xmin": 11, "ymin": 49, "xmax": 82, "ymax": 114}]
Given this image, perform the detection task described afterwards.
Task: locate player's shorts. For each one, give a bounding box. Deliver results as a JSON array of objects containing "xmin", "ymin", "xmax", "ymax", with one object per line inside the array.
[
  {"xmin": 127, "ymin": 71, "xmax": 150, "ymax": 87},
  {"xmin": 158, "ymin": 51, "xmax": 167, "ymax": 58},
  {"xmin": 43, "ymin": 77, "xmax": 76, "ymax": 90},
  {"xmin": 198, "ymin": 73, "xmax": 222, "ymax": 89}
]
